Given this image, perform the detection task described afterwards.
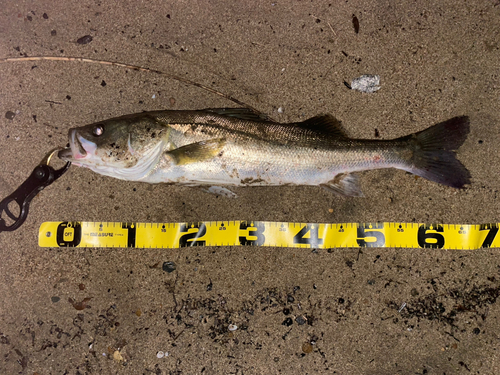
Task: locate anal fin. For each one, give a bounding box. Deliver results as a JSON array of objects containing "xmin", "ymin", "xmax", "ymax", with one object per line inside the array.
[{"xmin": 320, "ymin": 173, "xmax": 364, "ymax": 197}]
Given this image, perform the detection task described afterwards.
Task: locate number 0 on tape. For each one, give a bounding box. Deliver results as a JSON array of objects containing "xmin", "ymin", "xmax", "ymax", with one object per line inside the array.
[{"xmin": 38, "ymin": 221, "xmax": 500, "ymax": 250}]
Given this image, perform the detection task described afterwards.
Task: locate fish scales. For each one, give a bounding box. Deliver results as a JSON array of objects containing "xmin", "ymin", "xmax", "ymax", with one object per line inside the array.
[
  {"xmin": 147, "ymin": 112, "xmax": 410, "ymax": 186},
  {"xmin": 58, "ymin": 108, "xmax": 470, "ymax": 196}
]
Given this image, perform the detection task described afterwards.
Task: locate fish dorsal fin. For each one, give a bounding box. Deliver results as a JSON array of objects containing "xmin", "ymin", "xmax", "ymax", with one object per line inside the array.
[
  {"xmin": 297, "ymin": 115, "xmax": 348, "ymax": 138},
  {"xmin": 204, "ymin": 108, "xmax": 272, "ymax": 122},
  {"xmin": 166, "ymin": 138, "xmax": 226, "ymax": 165}
]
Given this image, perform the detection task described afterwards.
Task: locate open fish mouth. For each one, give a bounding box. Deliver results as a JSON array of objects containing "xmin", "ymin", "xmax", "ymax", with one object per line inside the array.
[{"xmin": 58, "ymin": 129, "xmax": 96, "ymax": 161}]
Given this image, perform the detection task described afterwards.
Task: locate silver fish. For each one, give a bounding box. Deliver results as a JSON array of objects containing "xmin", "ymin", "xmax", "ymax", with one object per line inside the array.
[{"xmin": 58, "ymin": 108, "xmax": 470, "ymax": 196}]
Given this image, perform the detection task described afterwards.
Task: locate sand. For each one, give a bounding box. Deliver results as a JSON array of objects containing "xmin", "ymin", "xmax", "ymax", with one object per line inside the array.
[{"xmin": 1, "ymin": 0, "xmax": 500, "ymax": 373}]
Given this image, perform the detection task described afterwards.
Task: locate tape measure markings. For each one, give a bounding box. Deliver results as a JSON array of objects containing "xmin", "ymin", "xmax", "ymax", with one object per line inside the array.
[{"xmin": 38, "ymin": 221, "xmax": 500, "ymax": 250}]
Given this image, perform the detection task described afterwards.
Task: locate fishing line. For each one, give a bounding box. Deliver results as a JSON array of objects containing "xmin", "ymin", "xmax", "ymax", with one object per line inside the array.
[{"xmin": 0, "ymin": 56, "xmax": 265, "ymax": 116}]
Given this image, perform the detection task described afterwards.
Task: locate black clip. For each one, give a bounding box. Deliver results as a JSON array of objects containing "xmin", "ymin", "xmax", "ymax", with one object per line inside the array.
[{"xmin": 0, "ymin": 149, "xmax": 71, "ymax": 232}]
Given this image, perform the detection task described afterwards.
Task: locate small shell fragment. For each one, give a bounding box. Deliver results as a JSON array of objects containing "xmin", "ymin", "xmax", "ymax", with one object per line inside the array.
[
  {"xmin": 157, "ymin": 351, "xmax": 164, "ymax": 358},
  {"xmin": 113, "ymin": 350, "xmax": 124, "ymax": 361},
  {"xmin": 228, "ymin": 324, "xmax": 238, "ymax": 331},
  {"xmin": 398, "ymin": 302, "xmax": 407, "ymax": 313},
  {"xmin": 350, "ymin": 75, "xmax": 381, "ymax": 93}
]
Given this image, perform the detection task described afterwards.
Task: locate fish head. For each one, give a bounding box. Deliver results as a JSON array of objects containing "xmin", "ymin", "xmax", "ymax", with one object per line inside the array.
[{"xmin": 58, "ymin": 113, "xmax": 168, "ymax": 180}]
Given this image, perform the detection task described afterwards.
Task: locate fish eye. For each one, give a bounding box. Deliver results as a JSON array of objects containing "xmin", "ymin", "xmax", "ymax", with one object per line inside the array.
[{"xmin": 93, "ymin": 125, "xmax": 104, "ymax": 136}]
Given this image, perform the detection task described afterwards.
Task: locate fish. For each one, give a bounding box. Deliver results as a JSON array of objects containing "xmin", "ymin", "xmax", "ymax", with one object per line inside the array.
[{"xmin": 57, "ymin": 108, "xmax": 471, "ymax": 197}]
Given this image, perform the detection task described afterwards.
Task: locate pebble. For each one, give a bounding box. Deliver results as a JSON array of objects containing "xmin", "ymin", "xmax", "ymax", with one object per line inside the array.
[
  {"xmin": 295, "ymin": 316, "xmax": 306, "ymax": 325},
  {"xmin": 162, "ymin": 261, "xmax": 176, "ymax": 273},
  {"xmin": 350, "ymin": 74, "xmax": 381, "ymax": 93},
  {"xmin": 302, "ymin": 342, "xmax": 313, "ymax": 353},
  {"xmin": 113, "ymin": 350, "xmax": 124, "ymax": 361},
  {"xmin": 77, "ymin": 35, "xmax": 93, "ymax": 45}
]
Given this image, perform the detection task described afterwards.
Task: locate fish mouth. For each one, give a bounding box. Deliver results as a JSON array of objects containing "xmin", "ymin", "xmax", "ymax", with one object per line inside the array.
[{"xmin": 58, "ymin": 129, "xmax": 96, "ymax": 161}]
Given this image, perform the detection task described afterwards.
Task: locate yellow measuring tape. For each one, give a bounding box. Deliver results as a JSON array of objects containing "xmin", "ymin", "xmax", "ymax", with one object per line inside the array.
[{"xmin": 39, "ymin": 221, "xmax": 499, "ymax": 249}]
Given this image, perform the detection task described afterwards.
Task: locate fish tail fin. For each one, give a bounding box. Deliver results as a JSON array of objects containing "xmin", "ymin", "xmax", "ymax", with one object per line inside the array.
[{"xmin": 401, "ymin": 116, "xmax": 471, "ymax": 188}]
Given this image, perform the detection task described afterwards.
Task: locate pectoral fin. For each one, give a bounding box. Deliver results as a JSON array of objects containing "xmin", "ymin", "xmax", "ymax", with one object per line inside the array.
[
  {"xmin": 320, "ymin": 173, "xmax": 364, "ymax": 197},
  {"xmin": 167, "ymin": 138, "xmax": 226, "ymax": 165}
]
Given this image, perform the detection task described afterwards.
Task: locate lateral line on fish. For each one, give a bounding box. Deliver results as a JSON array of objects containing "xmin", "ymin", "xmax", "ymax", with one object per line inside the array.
[
  {"xmin": 39, "ymin": 221, "xmax": 499, "ymax": 250},
  {"xmin": 0, "ymin": 56, "xmax": 266, "ymax": 117}
]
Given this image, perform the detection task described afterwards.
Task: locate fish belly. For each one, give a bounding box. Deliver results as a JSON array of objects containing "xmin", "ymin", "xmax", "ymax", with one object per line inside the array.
[{"xmin": 142, "ymin": 141, "xmax": 406, "ymax": 187}]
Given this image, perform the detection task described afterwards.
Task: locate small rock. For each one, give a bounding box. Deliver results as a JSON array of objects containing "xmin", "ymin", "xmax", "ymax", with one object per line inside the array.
[
  {"xmin": 295, "ymin": 316, "xmax": 307, "ymax": 325},
  {"xmin": 113, "ymin": 350, "xmax": 124, "ymax": 361},
  {"xmin": 162, "ymin": 261, "xmax": 176, "ymax": 273},
  {"xmin": 282, "ymin": 317, "xmax": 293, "ymax": 326},
  {"xmin": 5, "ymin": 111, "xmax": 15, "ymax": 120},
  {"xmin": 77, "ymin": 35, "xmax": 93, "ymax": 45},
  {"xmin": 350, "ymin": 74, "xmax": 381, "ymax": 93},
  {"xmin": 302, "ymin": 342, "xmax": 313, "ymax": 353},
  {"xmin": 69, "ymin": 297, "xmax": 91, "ymax": 310}
]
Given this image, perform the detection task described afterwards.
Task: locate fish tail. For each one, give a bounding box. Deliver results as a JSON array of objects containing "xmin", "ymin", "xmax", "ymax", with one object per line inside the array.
[{"xmin": 402, "ymin": 116, "xmax": 471, "ymax": 188}]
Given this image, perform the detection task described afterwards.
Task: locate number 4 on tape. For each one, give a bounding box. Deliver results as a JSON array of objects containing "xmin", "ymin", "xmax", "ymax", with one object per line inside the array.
[{"xmin": 38, "ymin": 221, "xmax": 500, "ymax": 250}]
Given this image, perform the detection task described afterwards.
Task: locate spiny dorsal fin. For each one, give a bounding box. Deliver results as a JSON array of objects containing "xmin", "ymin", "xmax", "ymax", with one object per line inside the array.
[
  {"xmin": 167, "ymin": 138, "xmax": 226, "ymax": 165},
  {"xmin": 204, "ymin": 108, "xmax": 272, "ymax": 122},
  {"xmin": 297, "ymin": 115, "xmax": 348, "ymax": 138}
]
